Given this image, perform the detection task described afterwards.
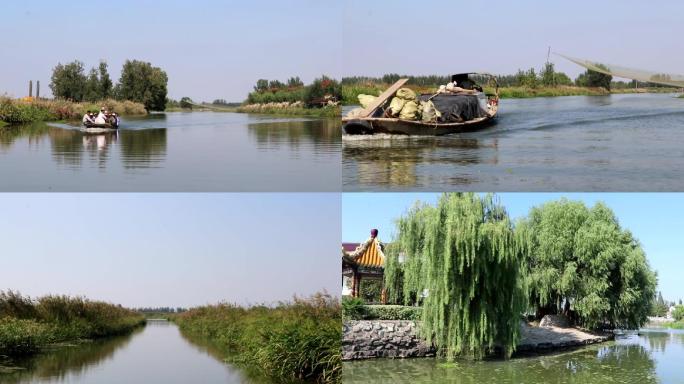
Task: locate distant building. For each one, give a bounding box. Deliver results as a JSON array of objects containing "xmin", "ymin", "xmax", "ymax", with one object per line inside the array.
[{"xmin": 342, "ymin": 229, "xmax": 385, "ymax": 302}]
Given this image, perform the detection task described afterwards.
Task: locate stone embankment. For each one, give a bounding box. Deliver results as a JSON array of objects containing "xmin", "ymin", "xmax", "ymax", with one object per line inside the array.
[{"xmin": 343, "ymin": 315, "xmax": 612, "ymax": 361}]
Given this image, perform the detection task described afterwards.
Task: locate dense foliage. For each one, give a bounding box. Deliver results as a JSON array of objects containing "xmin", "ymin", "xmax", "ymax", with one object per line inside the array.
[
  {"xmin": 175, "ymin": 293, "xmax": 340, "ymax": 383},
  {"xmin": 651, "ymin": 291, "xmax": 670, "ymax": 317},
  {"xmin": 0, "ymin": 290, "xmax": 144, "ymax": 355},
  {"xmin": 0, "ymin": 97, "xmax": 146, "ymax": 124},
  {"xmin": 672, "ymin": 305, "xmax": 684, "ymax": 321},
  {"xmin": 384, "ymin": 193, "xmax": 527, "ymax": 360},
  {"xmin": 116, "ymin": 60, "xmax": 168, "ymax": 111},
  {"xmin": 341, "ymin": 299, "xmax": 422, "ymax": 321},
  {"xmin": 246, "ymin": 75, "xmax": 341, "ymax": 107},
  {"xmin": 575, "ymin": 64, "xmax": 613, "ymax": 90},
  {"xmin": 50, "ymin": 60, "xmax": 113, "ymax": 102},
  {"xmin": 517, "ymin": 199, "xmax": 657, "ymax": 329}
]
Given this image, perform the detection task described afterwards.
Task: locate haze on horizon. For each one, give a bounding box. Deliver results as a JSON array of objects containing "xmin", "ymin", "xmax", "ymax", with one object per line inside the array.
[
  {"xmin": 1, "ymin": 0, "xmax": 341, "ymax": 102},
  {"xmin": 343, "ymin": 0, "xmax": 684, "ymax": 82},
  {"xmin": 0, "ymin": 193, "xmax": 340, "ymax": 309}
]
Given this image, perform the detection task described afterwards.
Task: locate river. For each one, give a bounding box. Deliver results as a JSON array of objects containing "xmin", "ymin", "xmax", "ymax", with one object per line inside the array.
[
  {"xmin": 343, "ymin": 93, "xmax": 684, "ymax": 191},
  {"xmin": 0, "ymin": 320, "xmax": 268, "ymax": 384},
  {"xmin": 343, "ymin": 328, "xmax": 684, "ymax": 383},
  {"xmin": 0, "ymin": 112, "xmax": 340, "ymax": 191}
]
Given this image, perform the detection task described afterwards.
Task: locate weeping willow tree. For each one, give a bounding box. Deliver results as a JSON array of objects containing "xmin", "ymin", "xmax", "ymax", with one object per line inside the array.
[
  {"xmin": 384, "ymin": 193, "xmax": 527, "ymax": 359},
  {"xmin": 518, "ymin": 199, "xmax": 657, "ymax": 330}
]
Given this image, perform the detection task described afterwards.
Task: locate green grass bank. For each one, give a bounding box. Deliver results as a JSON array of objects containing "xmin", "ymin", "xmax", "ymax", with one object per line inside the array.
[
  {"xmin": 0, "ymin": 291, "xmax": 145, "ymax": 355},
  {"xmin": 175, "ymin": 293, "xmax": 341, "ymax": 384}
]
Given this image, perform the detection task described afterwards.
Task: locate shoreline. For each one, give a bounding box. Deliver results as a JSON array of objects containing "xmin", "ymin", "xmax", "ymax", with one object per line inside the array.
[
  {"xmin": 342, "ymin": 320, "xmax": 612, "ymax": 361},
  {"xmin": 341, "ymin": 85, "xmax": 682, "ymax": 105}
]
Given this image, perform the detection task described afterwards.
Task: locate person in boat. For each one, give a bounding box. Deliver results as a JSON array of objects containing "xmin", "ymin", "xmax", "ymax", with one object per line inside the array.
[
  {"xmin": 82, "ymin": 110, "xmax": 95, "ymax": 125},
  {"xmin": 107, "ymin": 112, "xmax": 120, "ymax": 127},
  {"xmin": 94, "ymin": 107, "xmax": 107, "ymax": 125}
]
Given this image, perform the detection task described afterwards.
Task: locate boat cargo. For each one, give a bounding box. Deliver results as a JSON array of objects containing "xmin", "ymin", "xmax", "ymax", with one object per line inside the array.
[{"xmin": 342, "ymin": 73, "xmax": 499, "ymax": 135}]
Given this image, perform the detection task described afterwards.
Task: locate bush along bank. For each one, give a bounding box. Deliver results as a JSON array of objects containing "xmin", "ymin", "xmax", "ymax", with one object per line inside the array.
[
  {"xmin": 174, "ymin": 293, "xmax": 341, "ymax": 384},
  {"xmin": 0, "ymin": 290, "xmax": 145, "ymax": 355},
  {"xmin": 0, "ymin": 97, "xmax": 147, "ymax": 125},
  {"xmin": 236, "ymin": 102, "xmax": 340, "ymax": 118}
]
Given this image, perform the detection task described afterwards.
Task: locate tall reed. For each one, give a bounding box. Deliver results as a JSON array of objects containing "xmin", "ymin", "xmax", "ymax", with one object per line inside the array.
[{"xmin": 175, "ymin": 292, "xmax": 341, "ymax": 384}]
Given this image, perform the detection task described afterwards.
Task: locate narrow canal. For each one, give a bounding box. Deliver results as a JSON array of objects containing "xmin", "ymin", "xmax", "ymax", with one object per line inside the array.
[
  {"xmin": 342, "ymin": 328, "xmax": 684, "ymax": 383},
  {"xmin": 0, "ymin": 320, "xmax": 258, "ymax": 383}
]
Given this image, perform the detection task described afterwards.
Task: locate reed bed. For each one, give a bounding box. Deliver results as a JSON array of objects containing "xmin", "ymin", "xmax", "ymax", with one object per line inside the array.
[
  {"xmin": 175, "ymin": 292, "xmax": 341, "ymax": 384},
  {"xmin": 0, "ymin": 290, "xmax": 144, "ymax": 355},
  {"xmin": 0, "ymin": 97, "xmax": 147, "ymax": 124}
]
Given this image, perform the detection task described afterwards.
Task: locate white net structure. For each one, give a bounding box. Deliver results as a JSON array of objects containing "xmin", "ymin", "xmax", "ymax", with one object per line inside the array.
[{"xmin": 557, "ymin": 53, "xmax": 684, "ymax": 87}]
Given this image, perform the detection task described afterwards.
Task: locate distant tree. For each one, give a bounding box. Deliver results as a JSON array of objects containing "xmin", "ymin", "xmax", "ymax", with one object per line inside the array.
[
  {"xmin": 287, "ymin": 76, "xmax": 304, "ymax": 88},
  {"xmin": 50, "ymin": 60, "xmax": 87, "ymax": 101},
  {"xmin": 673, "ymin": 305, "xmax": 684, "ymax": 322},
  {"xmin": 680, "ymin": 299, "xmax": 683, "ymax": 306},
  {"xmin": 98, "ymin": 61, "xmax": 113, "ymax": 99},
  {"xmin": 268, "ymin": 80, "xmax": 285, "ymax": 90},
  {"xmin": 212, "ymin": 99, "xmax": 228, "ymax": 105},
  {"xmin": 303, "ymin": 75, "xmax": 341, "ymax": 107},
  {"xmin": 116, "ymin": 60, "xmax": 168, "ymax": 111},
  {"xmin": 651, "ymin": 291, "xmax": 669, "ymax": 317},
  {"xmin": 254, "ymin": 79, "xmax": 269, "ymax": 93},
  {"xmin": 179, "ymin": 97, "xmax": 193, "ymax": 109},
  {"xmin": 576, "ymin": 64, "xmax": 612, "ymax": 90},
  {"xmin": 540, "ymin": 62, "xmax": 557, "ymax": 87},
  {"xmin": 166, "ymin": 98, "xmax": 180, "ymax": 109},
  {"xmin": 83, "ymin": 68, "xmax": 101, "ymax": 102}
]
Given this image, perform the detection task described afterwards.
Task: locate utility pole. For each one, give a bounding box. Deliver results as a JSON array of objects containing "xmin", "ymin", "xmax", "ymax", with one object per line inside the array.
[
  {"xmin": 29, "ymin": 80, "xmax": 33, "ymax": 97},
  {"xmin": 36, "ymin": 81, "xmax": 40, "ymax": 98}
]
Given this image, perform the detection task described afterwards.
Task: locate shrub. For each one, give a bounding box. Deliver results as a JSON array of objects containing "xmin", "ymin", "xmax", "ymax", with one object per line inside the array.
[
  {"xmin": 342, "ymin": 296, "xmax": 366, "ymax": 320},
  {"xmin": 673, "ymin": 305, "xmax": 684, "ymax": 322},
  {"xmin": 364, "ymin": 305, "xmax": 422, "ymax": 321}
]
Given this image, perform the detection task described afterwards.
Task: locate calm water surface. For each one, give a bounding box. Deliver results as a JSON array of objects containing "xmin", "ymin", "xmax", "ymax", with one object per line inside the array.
[
  {"xmin": 343, "ymin": 93, "xmax": 684, "ymax": 191},
  {"xmin": 0, "ymin": 112, "xmax": 340, "ymax": 191},
  {"xmin": 0, "ymin": 320, "xmax": 261, "ymax": 383},
  {"xmin": 343, "ymin": 329, "xmax": 684, "ymax": 384}
]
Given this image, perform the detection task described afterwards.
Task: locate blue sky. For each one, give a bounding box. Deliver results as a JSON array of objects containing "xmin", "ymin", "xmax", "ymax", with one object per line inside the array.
[
  {"xmin": 343, "ymin": 0, "xmax": 684, "ymax": 81},
  {"xmin": 0, "ymin": 193, "xmax": 340, "ymax": 308},
  {"xmin": 343, "ymin": 193, "xmax": 684, "ymax": 303},
  {"xmin": 0, "ymin": 0, "xmax": 341, "ymax": 101}
]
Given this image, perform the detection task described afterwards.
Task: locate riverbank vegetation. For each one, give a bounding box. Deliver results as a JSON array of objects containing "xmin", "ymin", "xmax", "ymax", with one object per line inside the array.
[
  {"xmin": 0, "ymin": 290, "xmax": 144, "ymax": 355},
  {"xmin": 175, "ymin": 292, "xmax": 340, "ymax": 383},
  {"xmin": 375, "ymin": 193, "xmax": 657, "ymax": 361},
  {"xmin": 240, "ymin": 76, "xmax": 341, "ymax": 117},
  {"xmin": 342, "ymin": 62, "xmax": 678, "ymax": 104},
  {"xmin": 50, "ymin": 59, "xmax": 168, "ymax": 111},
  {"xmin": 0, "ymin": 97, "xmax": 146, "ymax": 124}
]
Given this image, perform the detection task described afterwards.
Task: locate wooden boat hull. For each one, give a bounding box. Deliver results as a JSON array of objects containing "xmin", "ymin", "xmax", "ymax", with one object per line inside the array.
[
  {"xmin": 82, "ymin": 122, "xmax": 119, "ymax": 133},
  {"xmin": 342, "ymin": 113, "xmax": 497, "ymax": 136}
]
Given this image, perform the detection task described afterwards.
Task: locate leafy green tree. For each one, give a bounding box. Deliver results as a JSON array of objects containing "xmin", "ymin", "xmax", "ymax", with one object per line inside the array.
[
  {"xmin": 540, "ymin": 62, "xmax": 557, "ymax": 87},
  {"xmin": 83, "ymin": 68, "xmax": 101, "ymax": 102},
  {"xmin": 116, "ymin": 60, "xmax": 168, "ymax": 111},
  {"xmin": 651, "ymin": 291, "xmax": 669, "ymax": 317},
  {"xmin": 673, "ymin": 305, "xmax": 684, "ymax": 321},
  {"xmin": 517, "ymin": 199, "xmax": 657, "ymax": 329},
  {"xmin": 179, "ymin": 97, "xmax": 193, "ymax": 109},
  {"xmin": 254, "ymin": 79, "xmax": 269, "ymax": 93},
  {"xmin": 303, "ymin": 75, "xmax": 341, "ymax": 107},
  {"xmin": 268, "ymin": 80, "xmax": 285, "ymax": 90},
  {"xmin": 359, "ymin": 279, "xmax": 383, "ymax": 303},
  {"xmin": 287, "ymin": 76, "xmax": 304, "ymax": 88},
  {"xmin": 98, "ymin": 61, "xmax": 113, "ymax": 99},
  {"xmin": 576, "ymin": 64, "xmax": 612, "ymax": 90},
  {"xmin": 384, "ymin": 193, "xmax": 527, "ymax": 359},
  {"xmin": 49, "ymin": 60, "xmax": 87, "ymax": 101}
]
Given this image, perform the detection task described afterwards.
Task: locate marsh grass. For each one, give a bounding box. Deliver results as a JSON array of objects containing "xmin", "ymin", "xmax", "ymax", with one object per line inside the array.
[
  {"xmin": 236, "ymin": 103, "xmax": 340, "ymax": 118},
  {"xmin": 0, "ymin": 290, "xmax": 144, "ymax": 355},
  {"xmin": 0, "ymin": 97, "xmax": 147, "ymax": 124},
  {"xmin": 175, "ymin": 292, "xmax": 341, "ymax": 384}
]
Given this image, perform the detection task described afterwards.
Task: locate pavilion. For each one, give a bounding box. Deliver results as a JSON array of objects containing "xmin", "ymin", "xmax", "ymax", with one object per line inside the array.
[{"xmin": 342, "ymin": 229, "xmax": 386, "ymax": 303}]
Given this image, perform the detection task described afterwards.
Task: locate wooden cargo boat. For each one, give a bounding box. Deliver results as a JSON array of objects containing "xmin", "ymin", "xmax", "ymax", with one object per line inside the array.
[{"xmin": 343, "ymin": 73, "xmax": 499, "ymax": 136}]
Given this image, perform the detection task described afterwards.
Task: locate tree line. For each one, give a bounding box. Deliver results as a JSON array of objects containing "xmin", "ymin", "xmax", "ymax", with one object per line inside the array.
[
  {"xmin": 384, "ymin": 193, "xmax": 658, "ymax": 359},
  {"xmin": 342, "ymin": 62, "xmax": 617, "ymax": 90},
  {"xmin": 49, "ymin": 59, "xmax": 168, "ymax": 111},
  {"xmin": 247, "ymin": 75, "xmax": 341, "ymax": 107}
]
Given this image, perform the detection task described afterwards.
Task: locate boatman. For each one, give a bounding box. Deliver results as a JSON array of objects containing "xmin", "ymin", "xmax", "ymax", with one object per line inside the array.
[{"xmin": 82, "ymin": 110, "xmax": 95, "ymax": 125}]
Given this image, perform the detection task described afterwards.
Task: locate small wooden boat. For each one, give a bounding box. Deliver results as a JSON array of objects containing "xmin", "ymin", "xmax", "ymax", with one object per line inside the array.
[
  {"xmin": 82, "ymin": 121, "xmax": 119, "ymax": 133},
  {"xmin": 343, "ymin": 73, "xmax": 499, "ymax": 136}
]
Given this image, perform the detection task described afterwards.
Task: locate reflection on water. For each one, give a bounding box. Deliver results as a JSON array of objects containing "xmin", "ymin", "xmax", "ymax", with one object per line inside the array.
[
  {"xmin": 0, "ymin": 112, "xmax": 340, "ymax": 191},
  {"xmin": 343, "ymin": 329, "xmax": 684, "ymax": 384},
  {"xmin": 0, "ymin": 321, "xmax": 253, "ymax": 384},
  {"xmin": 343, "ymin": 93, "xmax": 684, "ymax": 191}
]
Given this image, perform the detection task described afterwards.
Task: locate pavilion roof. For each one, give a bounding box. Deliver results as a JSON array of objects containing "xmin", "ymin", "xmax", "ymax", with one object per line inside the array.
[{"xmin": 342, "ymin": 237, "xmax": 385, "ymax": 269}]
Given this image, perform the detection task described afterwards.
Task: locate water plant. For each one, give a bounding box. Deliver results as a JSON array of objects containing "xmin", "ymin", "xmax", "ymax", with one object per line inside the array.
[
  {"xmin": 0, "ymin": 290, "xmax": 144, "ymax": 355},
  {"xmin": 175, "ymin": 292, "xmax": 340, "ymax": 383}
]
